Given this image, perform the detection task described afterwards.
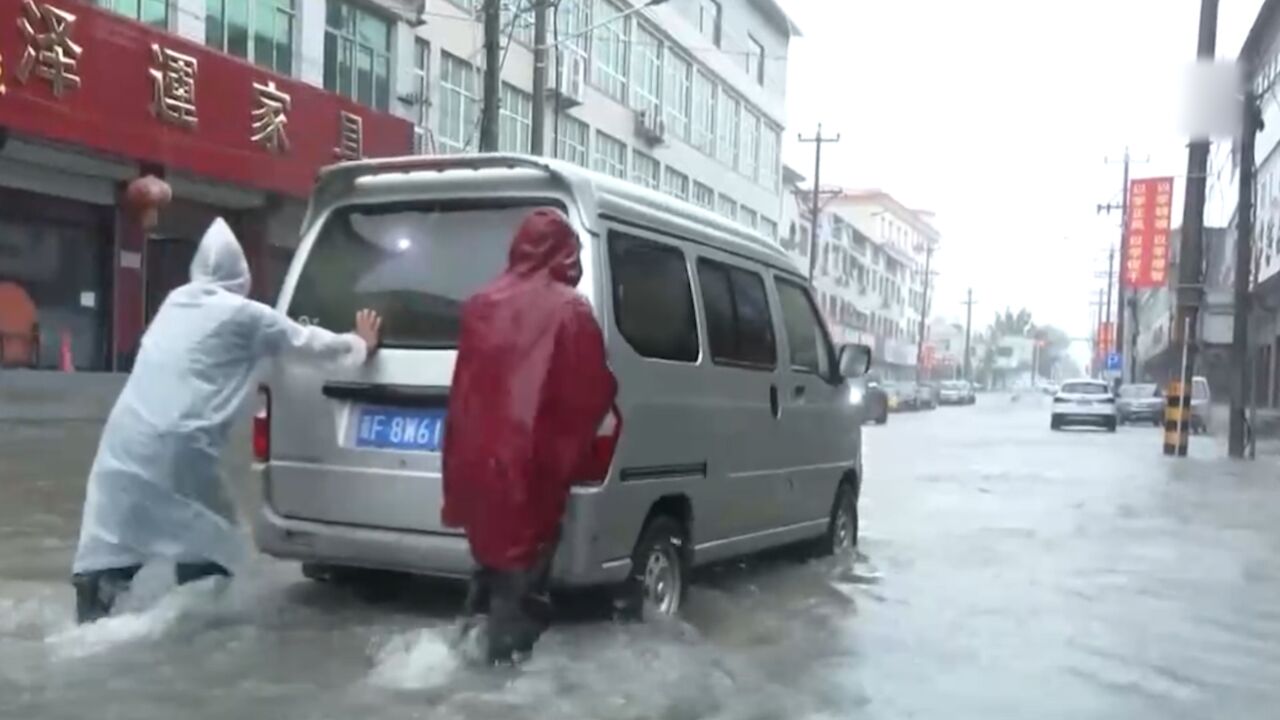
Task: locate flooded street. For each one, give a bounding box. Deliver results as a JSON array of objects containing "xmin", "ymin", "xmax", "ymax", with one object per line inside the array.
[{"xmin": 4, "ymin": 395, "xmax": 1280, "ymax": 718}]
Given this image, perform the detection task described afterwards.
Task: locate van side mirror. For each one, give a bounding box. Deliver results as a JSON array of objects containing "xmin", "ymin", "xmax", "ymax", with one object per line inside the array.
[{"xmin": 837, "ymin": 343, "xmax": 872, "ymax": 379}]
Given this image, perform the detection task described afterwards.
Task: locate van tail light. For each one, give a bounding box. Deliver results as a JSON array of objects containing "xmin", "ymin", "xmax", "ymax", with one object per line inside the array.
[
  {"xmin": 253, "ymin": 385, "xmax": 271, "ymax": 462},
  {"xmin": 573, "ymin": 405, "xmax": 622, "ymax": 486}
]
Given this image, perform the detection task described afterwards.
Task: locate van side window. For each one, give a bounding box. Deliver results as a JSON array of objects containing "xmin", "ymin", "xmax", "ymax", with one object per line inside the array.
[
  {"xmin": 608, "ymin": 231, "xmax": 700, "ymax": 362},
  {"xmin": 697, "ymin": 259, "xmax": 777, "ymax": 369},
  {"xmin": 775, "ymin": 278, "xmax": 834, "ymax": 376}
]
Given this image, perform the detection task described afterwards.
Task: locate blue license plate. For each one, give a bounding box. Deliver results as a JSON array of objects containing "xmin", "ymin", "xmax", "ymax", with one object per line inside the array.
[{"xmin": 354, "ymin": 407, "xmax": 446, "ymax": 451}]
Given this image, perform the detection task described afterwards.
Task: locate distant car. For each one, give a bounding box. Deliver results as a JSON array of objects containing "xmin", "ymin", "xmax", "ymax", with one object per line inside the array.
[
  {"xmin": 1050, "ymin": 379, "xmax": 1117, "ymax": 432},
  {"xmin": 938, "ymin": 380, "xmax": 976, "ymax": 405},
  {"xmin": 1117, "ymin": 383, "xmax": 1164, "ymax": 426},
  {"xmin": 863, "ymin": 381, "xmax": 889, "ymax": 425},
  {"xmin": 883, "ymin": 382, "xmax": 911, "ymax": 412},
  {"xmin": 917, "ymin": 383, "xmax": 939, "ymax": 410},
  {"xmin": 1039, "ymin": 382, "xmax": 1059, "ymax": 396}
]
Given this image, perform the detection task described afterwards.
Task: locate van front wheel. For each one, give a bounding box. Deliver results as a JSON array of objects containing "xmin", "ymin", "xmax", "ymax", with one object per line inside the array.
[
  {"xmin": 815, "ymin": 480, "xmax": 859, "ymax": 557},
  {"xmin": 617, "ymin": 516, "xmax": 689, "ymax": 621}
]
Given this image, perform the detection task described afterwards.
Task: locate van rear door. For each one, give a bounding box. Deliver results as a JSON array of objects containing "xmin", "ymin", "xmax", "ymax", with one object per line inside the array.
[{"xmin": 265, "ymin": 199, "xmax": 575, "ymax": 534}]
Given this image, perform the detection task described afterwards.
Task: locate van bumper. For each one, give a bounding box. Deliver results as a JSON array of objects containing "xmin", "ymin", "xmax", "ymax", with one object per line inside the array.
[{"xmin": 252, "ymin": 466, "xmax": 626, "ymax": 588}]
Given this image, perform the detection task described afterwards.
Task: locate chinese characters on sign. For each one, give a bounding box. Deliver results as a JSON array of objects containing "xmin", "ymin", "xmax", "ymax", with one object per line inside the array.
[
  {"xmin": 334, "ymin": 111, "xmax": 363, "ymax": 161},
  {"xmin": 149, "ymin": 44, "xmax": 198, "ymax": 129},
  {"xmin": 1096, "ymin": 321, "xmax": 1114, "ymax": 363},
  {"xmin": 1124, "ymin": 177, "xmax": 1175, "ymax": 289},
  {"xmin": 251, "ymin": 79, "xmax": 292, "ymax": 152},
  {"xmin": 16, "ymin": 0, "xmax": 80, "ymax": 97}
]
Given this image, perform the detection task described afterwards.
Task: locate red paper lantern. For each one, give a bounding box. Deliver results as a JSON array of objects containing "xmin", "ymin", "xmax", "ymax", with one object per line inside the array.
[{"xmin": 124, "ymin": 175, "xmax": 172, "ymax": 230}]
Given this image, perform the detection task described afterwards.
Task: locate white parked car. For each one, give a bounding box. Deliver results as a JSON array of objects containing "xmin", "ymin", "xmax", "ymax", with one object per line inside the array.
[{"xmin": 1050, "ymin": 379, "xmax": 1117, "ymax": 432}]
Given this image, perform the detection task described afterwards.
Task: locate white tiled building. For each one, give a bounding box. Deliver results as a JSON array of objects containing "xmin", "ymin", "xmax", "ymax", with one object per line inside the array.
[
  {"xmin": 777, "ymin": 170, "xmax": 943, "ymax": 378},
  {"xmin": 98, "ymin": 0, "xmax": 796, "ymax": 237},
  {"xmin": 417, "ymin": 0, "xmax": 797, "ymax": 238}
]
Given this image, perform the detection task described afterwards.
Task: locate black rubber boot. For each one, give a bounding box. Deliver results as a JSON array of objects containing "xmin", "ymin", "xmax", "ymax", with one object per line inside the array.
[
  {"xmin": 71, "ymin": 565, "xmax": 142, "ymax": 625},
  {"xmin": 175, "ymin": 562, "xmax": 231, "ymax": 585}
]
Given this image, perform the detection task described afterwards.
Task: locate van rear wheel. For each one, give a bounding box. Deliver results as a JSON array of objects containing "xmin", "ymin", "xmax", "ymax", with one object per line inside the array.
[{"xmin": 617, "ymin": 516, "xmax": 689, "ymax": 621}]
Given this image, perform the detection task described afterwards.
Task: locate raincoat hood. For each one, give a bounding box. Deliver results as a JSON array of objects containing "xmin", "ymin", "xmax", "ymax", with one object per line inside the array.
[
  {"xmin": 191, "ymin": 218, "xmax": 252, "ymax": 296},
  {"xmin": 507, "ymin": 208, "xmax": 581, "ymax": 286}
]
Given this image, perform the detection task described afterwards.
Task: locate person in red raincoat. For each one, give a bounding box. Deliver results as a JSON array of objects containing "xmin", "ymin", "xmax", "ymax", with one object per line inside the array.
[{"xmin": 442, "ymin": 207, "xmax": 617, "ymax": 665}]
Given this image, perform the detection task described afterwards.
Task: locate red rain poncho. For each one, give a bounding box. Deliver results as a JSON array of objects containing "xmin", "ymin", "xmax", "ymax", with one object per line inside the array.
[{"xmin": 442, "ymin": 208, "xmax": 617, "ymax": 571}]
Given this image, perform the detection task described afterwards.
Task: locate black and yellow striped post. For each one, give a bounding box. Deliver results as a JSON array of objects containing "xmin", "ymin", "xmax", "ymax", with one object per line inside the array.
[{"xmin": 1163, "ymin": 380, "xmax": 1190, "ymax": 457}]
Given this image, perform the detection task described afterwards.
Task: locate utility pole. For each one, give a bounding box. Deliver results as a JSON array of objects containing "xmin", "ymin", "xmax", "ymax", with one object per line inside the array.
[
  {"xmin": 798, "ymin": 125, "xmax": 841, "ymax": 282},
  {"xmin": 1229, "ymin": 89, "xmax": 1259, "ymax": 458},
  {"xmin": 915, "ymin": 242, "xmax": 935, "ymax": 384},
  {"xmin": 1094, "ymin": 288, "xmax": 1105, "ymax": 377},
  {"xmin": 479, "ymin": 0, "xmax": 502, "ymax": 152},
  {"xmin": 962, "ymin": 289, "xmax": 975, "ymax": 383},
  {"xmin": 1104, "ymin": 244, "xmax": 1116, "ymax": 361},
  {"xmin": 1097, "ymin": 148, "xmax": 1145, "ymax": 382},
  {"xmin": 529, "ymin": 0, "xmax": 549, "ymax": 155},
  {"xmin": 1171, "ymin": 0, "xmax": 1218, "ymax": 449}
]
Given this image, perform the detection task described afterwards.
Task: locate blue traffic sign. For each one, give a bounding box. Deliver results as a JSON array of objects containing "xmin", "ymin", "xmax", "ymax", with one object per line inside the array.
[{"xmin": 1105, "ymin": 352, "xmax": 1122, "ymax": 371}]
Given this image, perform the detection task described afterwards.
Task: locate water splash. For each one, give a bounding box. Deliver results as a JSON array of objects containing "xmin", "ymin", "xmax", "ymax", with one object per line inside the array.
[{"xmin": 367, "ymin": 628, "xmax": 461, "ymax": 690}]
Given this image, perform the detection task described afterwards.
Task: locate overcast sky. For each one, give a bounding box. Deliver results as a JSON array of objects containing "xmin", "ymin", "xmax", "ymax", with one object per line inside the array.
[{"xmin": 778, "ymin": 0, "xmax": 1264, "ymax": 350}]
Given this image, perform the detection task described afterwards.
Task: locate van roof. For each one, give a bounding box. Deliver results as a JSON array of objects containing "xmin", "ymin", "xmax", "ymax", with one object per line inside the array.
[{"xmin": 312, "ymin": 154, "xmax": 803, "ymax": 278}]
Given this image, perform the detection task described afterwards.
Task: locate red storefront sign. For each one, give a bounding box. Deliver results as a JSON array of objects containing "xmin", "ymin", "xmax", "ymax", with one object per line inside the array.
[
  {"xmin": 1124, "ymin": 177, "xmax": 1175, "ymax": 289},
  {"xmin": 0, "ymin": 0, "xmax": 412, "ymax": 197}
]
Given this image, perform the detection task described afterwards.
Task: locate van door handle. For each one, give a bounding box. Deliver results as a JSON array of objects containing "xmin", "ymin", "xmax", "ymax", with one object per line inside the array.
[
  {"xmin": 793, "ymin": 385, "xmax": 806, "ymax": 400},
  {"xmin": 322, "ymin": 381, "xmax": 449, "ymax": 409},
  {"xmin": 769, "ymin": 384, "xmax": 780, "ymax": 418}
]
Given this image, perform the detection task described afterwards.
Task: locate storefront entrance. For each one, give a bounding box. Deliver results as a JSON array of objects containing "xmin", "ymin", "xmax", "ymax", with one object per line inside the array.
[{"xmin": 0, "ymin": 186, "xmax": 112, "ymax": 370}]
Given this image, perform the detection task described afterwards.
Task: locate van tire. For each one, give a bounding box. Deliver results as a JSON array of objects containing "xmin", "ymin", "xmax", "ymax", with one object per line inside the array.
[
  {"xmin": 616, "ymin": 516, "xmax": 689, "ymax": 621},
  {"xmin": 815, "ymin": 479, "xmax": 859, "ymax": 557}
]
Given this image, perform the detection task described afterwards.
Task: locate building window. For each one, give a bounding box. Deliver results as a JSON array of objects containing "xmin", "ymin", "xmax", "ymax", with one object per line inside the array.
[
  {"xmin": 438, "ymin": 52, "xmax": 480, "ymax": 153},
  {"xmin": 594, "ymin": 131, "xmax": 627, "ymax": 179},
  {"xmin": 740, "ymin": 110, "xmax": 760, "ymax": 180},
  {"xmin": 717, "ymin": 92, "xmax": 740, "ymax": 167},
  {"xmin": 557, "ymin": 0, "xmax": 592, "ymax": 58},
  {"xmin": 760, "ymin": 218, "xmax": 778, "ymax": 243},
  {"xmin": 760, "ymin": 126, "xmax": 779, "ymax": 190},
  {"xmin": 740, "ymin": 207, "xmax": 758, "ymax": 230},
  {"xmin": 631, "ymin": 150, "xmax": 661, "ymax": 190},
  {"xmin": 609, "ymin": 232, "xmax": 700, "ymax": 363},
  {"xmin": 692, "ymin": 181, "xmax": 715, "ymax": 210},
  {"xmin": 323, "ymin": 0, "xmax": 391, "ymax": 111},
  {"xmin": 592, "ymin": 0, "xmax": 629, "ymax": 103},
  {"xmin": 692, "ymin": 71, "xmax": 717, "ymax": 155},
  {"xmin": 101, "ymin": 0, "xmax": 168, "ymax": 28},
  {"xmin": 502, "ymin": 0, "xmax": 535, "ymax": 46},
  {"xmin": 556, "ymin": 114, "xmax": 590, "ymax": 166},
  {"xmin": 699, "ymin": 0, "xmax": 721, "ymax": 47},
  {"xmin": 663, "ymin": 52, "xmax": 692, "ymax": 141},
  {"xmin": 631, "ymin": 22, "xmax": 662, "ymax": 112},
  {"xmin": 717, "ymin": 194, "xmax": 737, "ymax": 220},
  {"xmin": 747, "ymin": 34, "xmax": 765, "ymax": 85},
  {"xmin": 412, "ymin": 39, "xmax": 431, "ymax": 153},
  {"xmin": 663, "ymin": 166, "xmax": 690, "ymax": 200},
  {"xmin": 498, "ymin": 83, "xmax": 533, "ymax": 153},
  {"xmin": 206, "ymin": 0, "xmax": 294, "ymax": 73}
]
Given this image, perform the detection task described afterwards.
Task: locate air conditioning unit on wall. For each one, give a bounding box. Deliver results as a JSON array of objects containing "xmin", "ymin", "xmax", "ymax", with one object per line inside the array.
[
  {"xmin": 635, "ymin": 105, "xmax": 666, "ymax": 145},
  {"xmin": 552, "ymin": 53, "xmax": 586, "ymax": 107}
]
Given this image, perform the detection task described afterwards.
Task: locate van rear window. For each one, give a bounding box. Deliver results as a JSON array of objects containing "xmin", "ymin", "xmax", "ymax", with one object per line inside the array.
[{"xmin": 288, "ymin": 201, "xmax": 564, "ymax": 348}]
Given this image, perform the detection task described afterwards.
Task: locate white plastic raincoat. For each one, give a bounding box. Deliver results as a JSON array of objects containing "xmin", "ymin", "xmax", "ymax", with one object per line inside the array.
[{"xmin": 72, "ymin": 218, "xmax": 368, "ymax": 575}]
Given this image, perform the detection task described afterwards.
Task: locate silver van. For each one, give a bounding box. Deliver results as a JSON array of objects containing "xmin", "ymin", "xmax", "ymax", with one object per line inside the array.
[{"xmin": 251, "ymin": 154, "xmax": 871, "ymax": 615}]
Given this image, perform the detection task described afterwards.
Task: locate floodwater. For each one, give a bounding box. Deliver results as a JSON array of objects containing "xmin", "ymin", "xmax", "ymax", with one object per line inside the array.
[{"xmin": 3, "ymin": 395, "xmax": 1280, "ymax": 718}]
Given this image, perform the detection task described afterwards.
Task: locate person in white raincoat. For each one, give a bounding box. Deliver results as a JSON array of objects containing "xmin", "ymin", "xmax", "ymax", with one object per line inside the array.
[{"xmin": 71, "ymin": 217, "xmax": 381, "ymax": 624}]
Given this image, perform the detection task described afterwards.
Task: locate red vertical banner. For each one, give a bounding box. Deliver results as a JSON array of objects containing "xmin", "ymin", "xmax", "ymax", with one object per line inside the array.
[
  {"xmin": 1124, "ymin": 177, "xmax": 1175, "ymax": 289},
  {"xmin": 1095, "ymin": 321, "xmax": 1114, "ymax": 362}
]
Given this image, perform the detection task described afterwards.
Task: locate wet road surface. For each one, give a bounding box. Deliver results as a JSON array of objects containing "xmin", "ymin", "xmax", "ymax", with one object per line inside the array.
[{"xmin": 3, "ymin": 394, "xmax": 1280, "ymax": 718}]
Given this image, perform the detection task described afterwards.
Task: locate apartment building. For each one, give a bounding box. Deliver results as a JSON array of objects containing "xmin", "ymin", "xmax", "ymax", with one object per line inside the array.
[{"xmin": 419, "ymin": 0, "xmax": 796, "ymax": 240}]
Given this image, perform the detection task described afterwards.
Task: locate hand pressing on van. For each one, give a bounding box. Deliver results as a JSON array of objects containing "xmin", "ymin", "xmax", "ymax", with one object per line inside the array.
[{"xmin": 353, "ymin": 308, "xmax": 383, "ymax": 355}]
